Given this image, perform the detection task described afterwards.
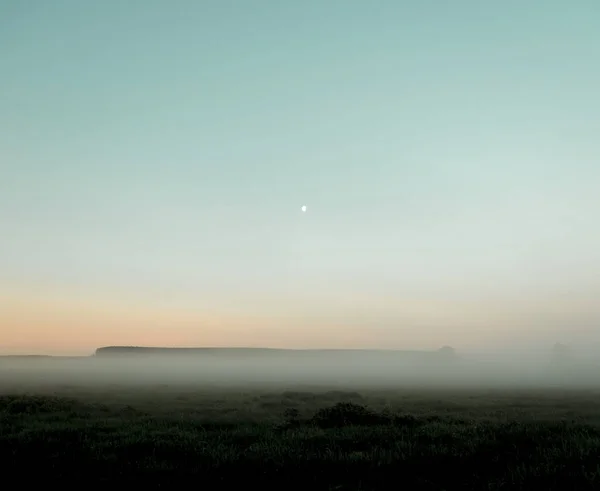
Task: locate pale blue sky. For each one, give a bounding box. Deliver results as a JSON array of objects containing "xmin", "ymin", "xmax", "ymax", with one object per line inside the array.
[{"xmin": 1, "ymin": 1, "xmax": 599, "ymax": 352}]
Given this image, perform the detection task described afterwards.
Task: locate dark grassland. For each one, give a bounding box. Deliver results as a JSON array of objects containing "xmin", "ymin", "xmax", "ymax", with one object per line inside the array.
[{"xmin": 2, "ymin": 382, "xmax": 600, "ymax": 489}]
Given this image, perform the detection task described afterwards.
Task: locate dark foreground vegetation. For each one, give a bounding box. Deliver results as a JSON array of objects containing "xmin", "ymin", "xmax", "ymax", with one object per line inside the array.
[{"xmin": 2, "ymin": 384, "xmax": 600, "ymax": 489}]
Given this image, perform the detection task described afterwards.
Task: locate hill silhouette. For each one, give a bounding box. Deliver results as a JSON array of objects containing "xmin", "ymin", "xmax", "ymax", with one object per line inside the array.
[{"xmin": 93, "ymin": 346, "xmax": 458, "ymax": 362}]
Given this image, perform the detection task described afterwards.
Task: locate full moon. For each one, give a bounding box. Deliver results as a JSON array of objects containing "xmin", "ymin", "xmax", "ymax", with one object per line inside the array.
[{"xmin": 301, "ymin": 205, "xmax": 307, "ymax": 212}]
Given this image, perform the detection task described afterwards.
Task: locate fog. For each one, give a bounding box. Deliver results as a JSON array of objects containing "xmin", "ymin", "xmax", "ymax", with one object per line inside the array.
[{"xmin": 1, "ymin": 350, "xmax": 599, "ymax": 391}]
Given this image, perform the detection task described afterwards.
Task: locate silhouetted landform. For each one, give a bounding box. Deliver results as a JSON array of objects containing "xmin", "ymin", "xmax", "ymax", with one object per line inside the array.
[
  {"xmin": 94, "ymin": 345, "xmax": 459, "ymax": 362},
  {"xmin": 0, "ymin": 355, "xmax": 53, "ymax": 359},
  {"xmin": 0, "ymin": 355, "xmax": 87, "ymax": 362}
]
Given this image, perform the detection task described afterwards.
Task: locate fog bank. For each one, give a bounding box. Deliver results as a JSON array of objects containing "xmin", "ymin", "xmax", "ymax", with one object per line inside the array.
[{"xmin": 1, "ymin": 347, "xmax": 598, "ymax": 390}]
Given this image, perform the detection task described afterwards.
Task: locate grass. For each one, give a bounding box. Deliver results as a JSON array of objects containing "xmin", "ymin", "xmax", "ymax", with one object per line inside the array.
[{"xmin": 2, "ymin": 383, "xmax": 600, "ymax": 489}]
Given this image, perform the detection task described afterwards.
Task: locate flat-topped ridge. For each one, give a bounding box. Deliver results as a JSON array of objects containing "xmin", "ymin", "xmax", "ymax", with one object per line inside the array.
[{"xmin": 93, "ymin": 346, "xmax": 457, "ymax": 359}]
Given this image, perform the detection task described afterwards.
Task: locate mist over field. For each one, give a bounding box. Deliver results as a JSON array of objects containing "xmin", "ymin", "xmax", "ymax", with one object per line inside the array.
[
  {"xmin": 4, "ymin": 346, "xmax": 600, "ymax": 489},
  {"xmin": 1, "ymin": 346, "xmax": 597, "ymax": 390}
]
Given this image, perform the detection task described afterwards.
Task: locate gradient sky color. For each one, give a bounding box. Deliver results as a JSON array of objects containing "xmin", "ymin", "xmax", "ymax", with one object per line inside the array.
[{"xmin": 1, "ymin": 1, "xmax": 599, "ymax": 355}]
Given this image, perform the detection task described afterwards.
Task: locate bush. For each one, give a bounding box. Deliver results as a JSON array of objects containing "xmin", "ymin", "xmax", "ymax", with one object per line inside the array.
[
  {"xmin": 283, "ymin": 407, "xmax": 300, "ymax": 422},
  {"xmin": 0, "ymin": 395, "xmax": 87, "ymax": 415},
  {"xmin": 310, "ymin": 402, "xmax": 392, "ymax": 428}
]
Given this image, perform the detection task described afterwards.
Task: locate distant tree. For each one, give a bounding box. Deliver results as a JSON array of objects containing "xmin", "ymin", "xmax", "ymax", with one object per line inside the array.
[
  {"xmin": 437, "ymin": 346, "xmax": 457, "ymax": 360},
  {"xmin": 438, "ymin": 345, "xmax": 455, "ymax": 355}
]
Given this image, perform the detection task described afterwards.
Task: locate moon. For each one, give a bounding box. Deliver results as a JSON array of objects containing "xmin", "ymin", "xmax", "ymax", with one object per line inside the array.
[{"xmin": 301, "ymin": 205, "xmax": 307, "ymax": 212}]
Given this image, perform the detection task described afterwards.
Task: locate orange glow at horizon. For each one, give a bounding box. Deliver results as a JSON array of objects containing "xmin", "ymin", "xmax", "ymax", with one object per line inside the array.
[{"xmin": 2, "ymin": 286, "xmax": 599, "ymax": 356}]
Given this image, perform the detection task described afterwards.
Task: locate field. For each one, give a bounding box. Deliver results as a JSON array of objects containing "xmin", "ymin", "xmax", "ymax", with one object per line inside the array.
[{"xmin": 2, "ymin": 360, "xmax": 600, "ymax": 490}]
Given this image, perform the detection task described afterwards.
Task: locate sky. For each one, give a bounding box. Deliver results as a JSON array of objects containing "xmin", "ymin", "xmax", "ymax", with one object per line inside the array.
[{"xmin": 1, "ymin": 1, "xmax": 599, "ymax": 355}]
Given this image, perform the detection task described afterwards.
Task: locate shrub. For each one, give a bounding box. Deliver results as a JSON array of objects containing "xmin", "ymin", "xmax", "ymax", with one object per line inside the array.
[
  {"xmin": 310, "ymin": 402, "xmax": 392, "ymax": 428},
  {"xmin": 0, "ymin": 395, "xmax": 86, "ymax": 415}
]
